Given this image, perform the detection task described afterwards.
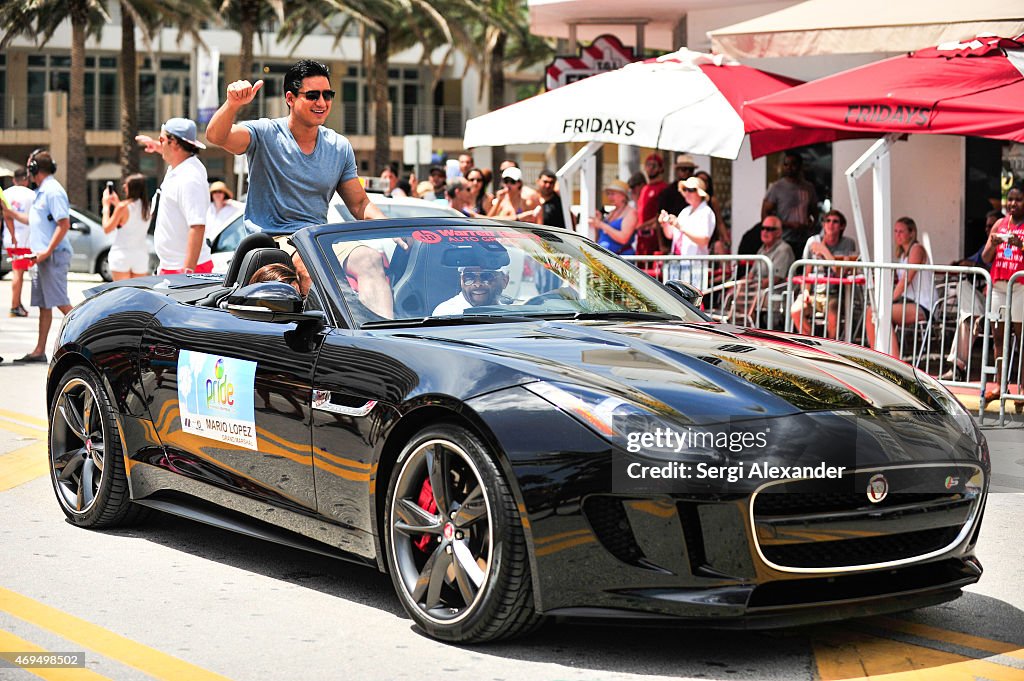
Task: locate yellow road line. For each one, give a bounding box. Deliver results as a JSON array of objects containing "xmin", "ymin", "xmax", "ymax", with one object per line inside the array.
[
  {"xmin": 0, "ymin": 629, "xmax": 111, "ymax": 680},
  {"xmin": 0, "ymin": 441, "xmax": 48, "ymax": 492},
  {"xmin": 873, "ymin": 616, "xmax": 1024, "ymax": 660},
  {"xmin": 0, "ymin": 408, "xmax": 48, "ymax": 429},
  {"xmin": 813, "ymin": 626, "xmax": 1024, "ymax": 680},
  {"xmin": 0, "ymin": 419, "xmax": 47, "ymax": 439},
  {"xmin": 0, "ymin": 587, "xmax": 233, "ymax": 681}
]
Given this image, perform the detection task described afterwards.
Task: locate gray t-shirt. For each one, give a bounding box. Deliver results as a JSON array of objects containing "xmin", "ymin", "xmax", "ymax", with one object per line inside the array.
[{"xmin": 241, "ymin": 117, "xmax": 358, "ymax": 232}]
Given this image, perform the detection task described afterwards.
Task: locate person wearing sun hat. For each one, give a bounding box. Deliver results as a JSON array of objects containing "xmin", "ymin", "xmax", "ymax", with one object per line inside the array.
[
  {"xmin": 658, "ymin": 175, "xmax": 716, "ymax": 287},
  {"xmin": 589, "ymin": 179, "xmax": 638, "ymax": 256},
  {"xmin": 206, "ymin": 180, "xmax": 244, "ymax": 241}
]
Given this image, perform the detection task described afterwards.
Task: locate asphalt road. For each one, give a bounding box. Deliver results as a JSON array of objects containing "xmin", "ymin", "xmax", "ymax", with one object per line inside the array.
[{"xmin": 1, "ymin": 274, "xmax": 1023, "ymax": 681}]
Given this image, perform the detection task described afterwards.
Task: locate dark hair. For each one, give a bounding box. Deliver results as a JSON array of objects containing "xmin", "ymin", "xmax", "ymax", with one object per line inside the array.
[
  {"xmin": 783, "ymin": 151, "xmax": 804, "ymax": 166},
  {"xmin": 396, "ymin": 179, "xmax": 412, "ymax": 196},
  {"xmin": 695, "ymin": 170, "xmax": 715, "ymax": 198},
  {"xmin": 539, "ymin": 168, "xmax": 557, "ymax": 181},
  {"xmin": 13, "ymin": 166, "xmax": 27, "ymax": 180},
  {"xmin": 986, "ymin": 209, "xmax": 1005, "ymax": 221},
  {"xmin": 627, "ymin": 171, "xmax": 646, "ymax": 190},
  {"xmin": 125, "ymin": 173, "xmax": 151, "ymax": 220},
  {"xmin": 446, "ymin": 177, "xmax": 468, "ymax": 200},
  {"xmin": 249, "ymin": 263, "xmax": 298, "ymax": 287},
  {"xmin": 823, "ymin": 209, "xmax": 847, "ymax": 229},
  {"xmin": 166, "ymin": 133, "xmax": 199, "ymax": 156},
  {"xmin": 284, "ymin": 59, "xmax": 330, "ymax": 96},
  {"xmin": 29, "ymin": 150, "xmax": 56, "ymax": 175}
]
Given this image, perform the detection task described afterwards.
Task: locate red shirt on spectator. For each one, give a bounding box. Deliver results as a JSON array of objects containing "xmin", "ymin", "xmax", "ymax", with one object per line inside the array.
[
  {"xmin": 637, "ymin": 180, "xmax": 667, "ymax": 224},
  {"xmin": 989, "ymin": 216, "xmax": 1024, "ymax": 282}
]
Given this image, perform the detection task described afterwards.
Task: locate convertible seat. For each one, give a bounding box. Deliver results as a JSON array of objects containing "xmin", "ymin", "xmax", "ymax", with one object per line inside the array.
[
  {"xmin": 234, "ymin": 247, "xmax": 293, "ymax": 287},
  {"xmin": 223, "ymin": 231, "xmax": 276, "ymax": 286}
]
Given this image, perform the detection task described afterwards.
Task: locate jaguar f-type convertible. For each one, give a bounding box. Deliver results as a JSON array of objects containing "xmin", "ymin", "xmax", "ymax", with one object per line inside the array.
[{"xmin": 47, "ymin": 218, "xmax": 989, "ymax": 643}]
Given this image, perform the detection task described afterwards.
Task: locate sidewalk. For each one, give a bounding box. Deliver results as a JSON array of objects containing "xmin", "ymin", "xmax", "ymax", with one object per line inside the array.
[{"xmin": 0, "ymin": 273, "xmax": 95, "ymax": 365}]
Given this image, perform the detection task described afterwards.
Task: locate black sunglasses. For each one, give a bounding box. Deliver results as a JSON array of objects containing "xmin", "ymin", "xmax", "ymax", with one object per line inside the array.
[
  {"xmin": 761, "ymin": 225, "xmax": 781, "ymax": 231},
  {"xmin": 462, "ymin": 271, "xmax": 500, "ymax": 284},
  {"xmin": 295, "ymin": 89, "xmax": 336, "ymax": 102},
  {"xmin": 502, "ymin": 178, "xmax": 519, "ymax": 184}
]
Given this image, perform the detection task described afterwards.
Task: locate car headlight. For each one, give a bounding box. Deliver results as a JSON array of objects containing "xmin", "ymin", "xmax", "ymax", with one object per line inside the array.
[{"xmin": 524, "ymin": 381, "xmax": 729, "ymax": 463}]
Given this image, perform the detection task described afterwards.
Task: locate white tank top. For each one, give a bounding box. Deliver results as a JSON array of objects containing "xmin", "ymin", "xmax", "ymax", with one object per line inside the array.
[{"xmin": 112, "ymin": 200, "xmax": 149, "ymax": 252}]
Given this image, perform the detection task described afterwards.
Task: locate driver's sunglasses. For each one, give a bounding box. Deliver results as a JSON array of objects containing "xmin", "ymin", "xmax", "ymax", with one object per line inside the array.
[
  {"xmin": 296, "ymin": 89, "xmax": 336, "ymax": 102},
  {"xmin": 462, "ymin": 271, "xmax": 500, "ymax": 284}
]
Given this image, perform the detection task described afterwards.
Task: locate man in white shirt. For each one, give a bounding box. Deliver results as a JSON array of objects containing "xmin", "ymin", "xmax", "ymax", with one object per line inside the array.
[
  {"xmin": 136, "ymin": 118, "xmax": 212, "ymax": 274},
  {"xmin": 3, "ymin": 166, "xmax": 35, "ymax": 316},
  {"xmin": 432, "ymin": 266, "xmax": 510, "ymax": 316}
]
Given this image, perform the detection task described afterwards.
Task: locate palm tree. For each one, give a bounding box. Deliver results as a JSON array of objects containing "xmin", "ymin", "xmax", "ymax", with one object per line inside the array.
[
  {"xmin": 280, "ymin": 0, "xmax": 453, "ymax": 172},
  {"xmin": 217, "ymin": 0, "xmax": 284, "ymax": 119},
  {"xmin": 426, "ymin": 0, "xmax": 553, "ymax": 187},
  {"xmin": 116, "ymin": 0, "xmax": 208, "ymax": 179},
  {"xmin": 1, "ymin": 0, "xmax": 108, "ymax": 206}
]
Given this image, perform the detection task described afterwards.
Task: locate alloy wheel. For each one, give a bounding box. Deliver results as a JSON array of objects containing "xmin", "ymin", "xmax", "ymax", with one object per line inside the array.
[
  {"xmin": 51, "ymin": 378, "xmax": 107, "ymax": 514},
  {"xmin": 389, "ymin": 439, "xmax": 493, "ymax": 624}
]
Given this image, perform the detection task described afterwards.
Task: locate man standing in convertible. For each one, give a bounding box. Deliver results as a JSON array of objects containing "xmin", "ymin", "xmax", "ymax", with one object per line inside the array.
[{"xmin": 206, "ymin": 59, "xmax": 394, "ymax": 318}]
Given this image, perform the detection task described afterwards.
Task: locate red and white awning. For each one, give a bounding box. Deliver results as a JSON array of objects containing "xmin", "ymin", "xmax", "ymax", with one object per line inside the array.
[
  {"xmin": 464, "ymin": 48, "xmax": 800, "ymax": 160},
  {"xmin": 744, "ymin": 35, "xmax": 1024, "ymax": 157}
]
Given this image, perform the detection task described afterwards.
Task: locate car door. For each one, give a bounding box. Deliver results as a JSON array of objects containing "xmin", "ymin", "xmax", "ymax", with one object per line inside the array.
[{"xmin": 139, "ymin": 299, "xmax": 321, "ymax": 514}]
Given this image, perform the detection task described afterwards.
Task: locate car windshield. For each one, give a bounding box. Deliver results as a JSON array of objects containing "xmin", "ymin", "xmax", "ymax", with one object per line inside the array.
[
  {"xmin": 329, "ymin": 198, "xmax": 458, "ymax": 222},
  {"xmin": 314, "ymin": 223, "xmax": 704, "ymax": 328}
]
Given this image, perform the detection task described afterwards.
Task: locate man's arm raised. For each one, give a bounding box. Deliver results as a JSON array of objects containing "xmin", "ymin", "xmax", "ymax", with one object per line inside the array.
[{"xmin": 206, "ymin": 80, "xmax": 263, "ymax": 154}]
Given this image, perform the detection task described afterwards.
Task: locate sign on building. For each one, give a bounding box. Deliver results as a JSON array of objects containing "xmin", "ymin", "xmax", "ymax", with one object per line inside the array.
[{"xmin": 545, "ymin": 35, "xmax": 637, "ymax": 90}]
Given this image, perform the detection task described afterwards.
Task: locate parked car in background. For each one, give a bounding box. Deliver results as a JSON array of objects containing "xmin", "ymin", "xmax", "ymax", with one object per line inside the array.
[
  {"xmin": 2, "ymin": 206, "xmax": 158, "ymax": 281},
  {"xmin": 209, "ymin": 194, "xmax": 461, "ymax": 274}
]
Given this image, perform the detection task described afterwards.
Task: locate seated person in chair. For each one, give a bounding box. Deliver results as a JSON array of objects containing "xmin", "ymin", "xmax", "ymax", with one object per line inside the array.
[
  {"xmin": 790, "ymin": 210, "xmax": 859, "ymax": 339},
  {"xmin": 432, "ymin": 266, "xmax": 510, "ymax": 315},
  {"xmin": 731, "ymin": 216, "xmax": 793, "ymax": 325}
]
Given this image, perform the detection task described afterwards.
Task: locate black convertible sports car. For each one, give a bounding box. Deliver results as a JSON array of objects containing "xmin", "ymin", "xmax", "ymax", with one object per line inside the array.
[{"xmin": 47, "ymin": 218, "xmax": 989, "ymax": 643}]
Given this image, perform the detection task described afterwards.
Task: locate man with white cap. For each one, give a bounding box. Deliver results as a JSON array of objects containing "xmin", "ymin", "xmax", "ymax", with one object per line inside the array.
[{"xmin": 135, "ymin": 117, "xmax": 213, "ymax": 274}]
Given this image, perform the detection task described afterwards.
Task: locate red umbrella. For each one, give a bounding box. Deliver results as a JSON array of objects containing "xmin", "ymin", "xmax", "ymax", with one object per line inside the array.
[{"xmin": 743, "ymin": 35, "xmax": 1024, "ymax": 157}]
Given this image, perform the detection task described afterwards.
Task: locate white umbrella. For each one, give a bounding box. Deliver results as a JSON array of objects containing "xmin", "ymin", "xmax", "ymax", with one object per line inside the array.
[{"xmin": 464, "ymin": 48, "xmax": 800, "ymax": 160}]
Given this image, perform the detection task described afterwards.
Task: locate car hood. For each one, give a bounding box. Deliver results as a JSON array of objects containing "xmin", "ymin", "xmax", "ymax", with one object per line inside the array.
[{"xmin": 397, "ymin": 321, "xmax": 940, "ymax": 423}]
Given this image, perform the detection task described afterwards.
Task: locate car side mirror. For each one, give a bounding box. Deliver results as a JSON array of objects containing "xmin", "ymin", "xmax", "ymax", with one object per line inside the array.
[
  {"xmin": 226, "ymin": 282, "xmax": 323, "ymax": 325},
  {"xmin": 665, "ymin": 279, "xmax": 704, "ymax": 308},
  {"xmin": 71, "ymin": 221, "xmax": 90, "ymax": 235}
]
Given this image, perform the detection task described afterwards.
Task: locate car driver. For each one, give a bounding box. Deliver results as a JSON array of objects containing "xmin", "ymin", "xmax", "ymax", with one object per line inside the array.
[{"xmin": 432, "ymin": 266, "xmax": 510, "ymax": 315}]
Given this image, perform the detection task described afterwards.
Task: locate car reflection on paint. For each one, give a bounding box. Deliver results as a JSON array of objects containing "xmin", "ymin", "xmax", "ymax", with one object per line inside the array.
[{"xmin": 46, "ymin": 217, "xmax": 989, "ymax": 644}]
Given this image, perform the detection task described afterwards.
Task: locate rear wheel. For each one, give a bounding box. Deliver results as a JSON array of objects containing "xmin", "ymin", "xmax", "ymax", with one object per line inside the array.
[
  {"xmin": 49, "ymin": 366, "xmax": 144, "ymax": 527},
  {"xmin": 384, "ymin": 425, "xmax": 540, "ymax": 642},
  {"xmin": 97, "ymin": 249, "xmax": 112, "ymax": 282}
]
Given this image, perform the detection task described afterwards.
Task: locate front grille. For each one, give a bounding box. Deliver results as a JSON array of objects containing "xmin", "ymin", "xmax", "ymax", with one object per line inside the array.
[
  {"xmin": 751, "ymin": 464, "xmax": 983, "ymax": 572},
  {"xmin": 754, "ymin": 491, "xmax": 959, "ymax": 517},
  {"xmin": 761, "ymin": 526, "xmax": 962, "ymax": 568}
]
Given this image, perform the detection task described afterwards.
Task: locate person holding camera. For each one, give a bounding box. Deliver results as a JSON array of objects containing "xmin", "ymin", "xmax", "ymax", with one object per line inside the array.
[
  {"xmin": 983, "ymin": 184, "xmax": 1024, "ymax": 399},
  {"xmin": 14, "ymin": 150, "xmax": 72, "ymax": 363},
  {"xmin": 101, "ymin": 174, "xmax": 152, "ymax": 280}
]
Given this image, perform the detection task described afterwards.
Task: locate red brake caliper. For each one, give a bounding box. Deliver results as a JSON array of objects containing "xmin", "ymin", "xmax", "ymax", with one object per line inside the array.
[{"xmin": 413, "ymin": 478, "xmax": 438, "ymax": 551}]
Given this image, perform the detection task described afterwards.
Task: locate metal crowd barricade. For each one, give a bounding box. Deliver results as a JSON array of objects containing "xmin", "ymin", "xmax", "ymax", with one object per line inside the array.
[
  {"xmin": 623, "ymin": 254, "xmax": 776, "ymax": 330},
  {"xmin": 784, "ymin": 260, "xmax": 992, "ymax": 414},
  {"xmin": 997, "ymin": 270, "xmax": 1024, "ymax": 424}
]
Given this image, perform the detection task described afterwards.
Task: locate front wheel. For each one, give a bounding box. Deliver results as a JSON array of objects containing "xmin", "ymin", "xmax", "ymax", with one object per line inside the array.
[
  {"xmin": 384, "ymin": 425, "xmax": 540, "ymax": 642},
  {"xmin": 49, "ymin": 366, "xmax": 143, "ymax": 527}
]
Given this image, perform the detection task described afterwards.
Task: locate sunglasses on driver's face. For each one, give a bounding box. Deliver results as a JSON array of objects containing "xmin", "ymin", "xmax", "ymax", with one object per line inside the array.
[
  {"xmin": 462, "ymin": 271, "xmax": 500, "ymax": 284},
  {"xmin": 295, "ymin": 89, "xmax": 336, "ymax": 102}
]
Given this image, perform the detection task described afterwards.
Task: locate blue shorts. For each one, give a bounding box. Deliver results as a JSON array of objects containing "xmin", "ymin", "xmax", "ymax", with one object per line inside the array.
[{"xmin": 31, "ymin": 249, "xmax": 72, "ymax": 309}]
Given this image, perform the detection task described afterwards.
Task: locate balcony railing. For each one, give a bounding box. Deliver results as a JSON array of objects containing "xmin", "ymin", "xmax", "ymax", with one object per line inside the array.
[{"xmin": 1, "ymin": 94, "xmax": 49, "ymax": 130}]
